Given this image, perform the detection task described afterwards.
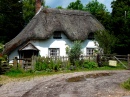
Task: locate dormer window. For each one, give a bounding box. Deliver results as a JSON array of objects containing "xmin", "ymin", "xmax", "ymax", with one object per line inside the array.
[
  {"xmin": 88, "ymin": 32, "xmax": 94, "ymax": 40},
  {"xmin": 53, "ymin": 31, "xmax": 62, "ymax": 39}
]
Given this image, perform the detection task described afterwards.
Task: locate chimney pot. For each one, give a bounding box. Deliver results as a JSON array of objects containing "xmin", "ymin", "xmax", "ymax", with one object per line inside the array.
[{"xmin": 35, "ymin": 0, "xmax": 41, "ymax": 13}]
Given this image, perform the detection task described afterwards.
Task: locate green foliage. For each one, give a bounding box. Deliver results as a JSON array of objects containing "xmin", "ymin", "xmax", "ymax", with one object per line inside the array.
[
  {"xmin": 65, "ymin": 45, "xmax": 70, "ymax": 55},
  {"xmin": 85, "ymin": 0, "xmax": 111, "ymax": 31},
  {"xmin": 67, "ymin": 0, "xmax": 83, "ymax": 10},
  {"xmin": 5, "ymin": 67, "xmax": 24, "ymax": 77},
  {"xmin": 35, "ymin": 56, "xmax": 63, "ymax": 72},
  {"xmin": 95, "ymin": 30, "xmax": 118, "ymax": 54},
  {"xmin": 22, "ymin": 0, "xmax": 46, "ymax": 24},
  {"xmin": 85, "ymin": 0, "xmax": 108, "ymax": 14},
  {"xmin": 0, "ymin": 0, "xmax": 24, "ymax": 43},
  {"xmin": 83, "ymin": 60, "xmax": 98, "ymax": 69},
  {"xmin": 0, "ymin": 43, "xmax": 4, "ymax": 53},
  {"xmin": 121, "ymin": 78, "xmax": 130, "ymax": 90},
  {"xmin": 22, "ymin": 0, "xmax": 35, "ymax": 24},
  {"xmin": 35, "ymin": 57, "xmax": 48, "ymax": 71},
  {"xmin": 111, "ymin": 0, "xmax": 130, "ymax": 54},
  {"xmin": 68, "ymin": 41, "xmax": 82, "ymax": 65},
  {"xmin": 56, "ymin": 6, "xmax": 63, "ymax": 9}
]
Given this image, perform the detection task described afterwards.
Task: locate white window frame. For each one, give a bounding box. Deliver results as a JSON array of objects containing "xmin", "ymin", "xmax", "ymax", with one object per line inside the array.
[
  {"xmin": 86, "ymin": 48, "xmax": 95, "ymax": 55},
  {"xmin": 49, "ymin": 48, "xmax": 60, "ymax": 57}
]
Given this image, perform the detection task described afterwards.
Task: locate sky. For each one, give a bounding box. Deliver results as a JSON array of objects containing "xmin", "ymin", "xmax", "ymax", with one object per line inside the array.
[{"xmin": 45, "ymin": 0, "xmax": 113, "ymax": 12}]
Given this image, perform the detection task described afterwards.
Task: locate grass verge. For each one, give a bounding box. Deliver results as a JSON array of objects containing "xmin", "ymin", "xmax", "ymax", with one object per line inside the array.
[{"xmin": 0, "ymin": 64, "xmax": 126, "ymax": 84}]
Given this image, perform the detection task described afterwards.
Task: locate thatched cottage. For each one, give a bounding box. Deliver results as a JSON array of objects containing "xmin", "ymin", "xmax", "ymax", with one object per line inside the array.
[{"xmin": 3, "ymin": 5, "xmax": 104, "ymax": 64}]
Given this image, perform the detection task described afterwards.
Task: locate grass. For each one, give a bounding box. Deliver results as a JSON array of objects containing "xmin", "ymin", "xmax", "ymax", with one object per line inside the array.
[{"xmin": 121, "ymin": 78, "xmax": 130, "ymax": 90}]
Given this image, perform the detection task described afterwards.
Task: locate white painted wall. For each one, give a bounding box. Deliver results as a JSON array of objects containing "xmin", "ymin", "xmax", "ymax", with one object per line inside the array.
[
  {"xmin": 8, "ymin": 33, "xmax": 97, "ymax": 63},
  {"xmin": 31, "ymin": 33, "xmax": 72, "ymax": 57},
  {"xmin": 82, "ymin": 40, "xmax": 97, "ymax": 55},
  {"xmin": 8, "ymin": 48, "xmax": 19, "ymax": 64}
]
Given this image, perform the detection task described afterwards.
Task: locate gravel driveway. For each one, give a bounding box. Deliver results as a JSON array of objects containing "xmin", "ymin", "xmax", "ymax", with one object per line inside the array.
[{"xmin": 0, "ymin": 70, "xmax": 130, "ymax": 97}]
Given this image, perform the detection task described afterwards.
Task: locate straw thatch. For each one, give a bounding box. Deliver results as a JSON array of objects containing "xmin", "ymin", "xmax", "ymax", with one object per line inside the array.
[{"xmin": 3, "ymin": 8, "xmax": 104, "ymax": 55}]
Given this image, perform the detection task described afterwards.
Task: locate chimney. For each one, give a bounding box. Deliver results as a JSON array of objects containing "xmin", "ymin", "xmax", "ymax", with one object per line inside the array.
[{"xmin": 35, "ymin": 0, "xmax": 42, "ymax": 13}]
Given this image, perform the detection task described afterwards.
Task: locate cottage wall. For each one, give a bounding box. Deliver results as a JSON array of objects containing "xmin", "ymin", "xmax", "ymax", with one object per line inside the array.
[
  {"xmin": 31, "ymin": 33, "xmax": 72, "ymax": 57},
  {"xmin": 8, "ymin": 33, "xmax": 97, "ymax": 63},
  {"xmin": 8, "ymin": 48, "xmax": 19, "ymax": 64}
]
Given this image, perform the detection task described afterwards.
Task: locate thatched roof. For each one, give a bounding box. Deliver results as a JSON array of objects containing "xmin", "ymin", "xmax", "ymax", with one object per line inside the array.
[{"xmin": 3, "ymin": 8, "xmax": 104, "ymax": 55}]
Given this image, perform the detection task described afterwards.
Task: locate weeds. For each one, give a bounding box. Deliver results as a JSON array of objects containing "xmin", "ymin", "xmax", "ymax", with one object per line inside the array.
[
  {"xmin": 3, "ymin": 56, "xmax": 126, "ymax": 78},
  {"xmin": 121, "ymin": 78, "xmax": 130, "ymax": 90}
]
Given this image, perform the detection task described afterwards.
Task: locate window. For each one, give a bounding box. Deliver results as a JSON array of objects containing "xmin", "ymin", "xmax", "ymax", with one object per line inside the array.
[
  {"xmin": 86, "ymin": 48, "xmax": 95, "ymax": 55},
  {"xmin": 49, "ymin": 48, "xmax": 60, "ymax": 56},
  {"xmin": 88, "ymin": 32, "xmax": 94, "ymax": 40},
  {"xmin": 53, "ymin": 31, "xmax": 62, "ymax": 39}
]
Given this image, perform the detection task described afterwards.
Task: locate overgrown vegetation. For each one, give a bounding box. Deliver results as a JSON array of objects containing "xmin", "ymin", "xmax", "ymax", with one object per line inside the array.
[
  {"xmin": 83, "ymin": 60, "xmax": 98, "ymax": 69},
  {"xmin": 121, "ymin": 78, "xmax": 130, "ymax": 90},
  {"xmin": 94, "ymin": 30, "xmax": 118, "ymax": 54},
  {"xmin": 4, "ymin": 56, "xmax": 125, "ymax": 78}
]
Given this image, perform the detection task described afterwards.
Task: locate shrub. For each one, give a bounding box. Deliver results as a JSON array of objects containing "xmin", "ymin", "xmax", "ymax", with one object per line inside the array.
[
  {"xmin": 35, "ymin": 57, "xmax": 48, "ymax": 71},
  {"xmin": 83, "ymin": 60, "xmax": 98, "ymax": 69},
  {"xmin": 68, "ymin": 41, "xmax": 82, "ymax": 65},
  {"xmin": 35, "ymin": 56, "xmax": 63, "ymax": 72}
]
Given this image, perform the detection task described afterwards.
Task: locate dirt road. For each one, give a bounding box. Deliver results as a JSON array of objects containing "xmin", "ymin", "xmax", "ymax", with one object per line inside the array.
[{"xmin": 0, "ymin": 70, "xmax": 130, "ymax": 97}]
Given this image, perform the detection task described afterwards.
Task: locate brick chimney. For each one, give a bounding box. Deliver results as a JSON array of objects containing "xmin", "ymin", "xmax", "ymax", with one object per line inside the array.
[{"xmin": 35, "ymin": 0, "xmax": 42, "ymax": 13}]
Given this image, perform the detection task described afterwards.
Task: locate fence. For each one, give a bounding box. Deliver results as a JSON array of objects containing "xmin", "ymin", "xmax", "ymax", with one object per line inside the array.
[
  {"xmin": 98, "ymin": 54, "xmax": 129, "ymax": 69},
  {"xmin": 11, "ymin": 54, "xmax": 130, "ymax": 70}
]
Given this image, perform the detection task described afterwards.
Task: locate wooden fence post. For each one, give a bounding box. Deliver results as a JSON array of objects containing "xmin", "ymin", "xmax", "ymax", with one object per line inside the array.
[
  {"xmin": 96, "ymin": 54, "xmax": 101, "ymax": 67},
  {"xmin": 128, "ymin": 54, "xmax": 130, "ymax": 69},
  {"xmin": 31, "ymin": 56, "xmax": 36, "ymax": 70},
  {"xmin": 13, "ymin": 57, "xmax": 18, "ymax": 69}
]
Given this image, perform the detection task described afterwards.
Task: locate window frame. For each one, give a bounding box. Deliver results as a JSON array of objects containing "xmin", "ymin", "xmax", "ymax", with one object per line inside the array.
[
  {"xmin": 53, "ymin": 31, "xmax": 62, "ymax": 39},
  {"xmin": 48, "ymin": 48, "xmax": 60, "ymax": 57},
  {"xmin": 86, "ymin": 48, "xmax": 95, "ymax": 55},
  {"xmin": 88, "ymin": 32, "xmax": 94, "ymax": 40}
]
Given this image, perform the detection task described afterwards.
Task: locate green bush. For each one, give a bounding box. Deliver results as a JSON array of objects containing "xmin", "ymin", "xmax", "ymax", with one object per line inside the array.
[
  {"xmin": 35, "ymin": 56, "xmax": 63, "ymax": 72},
  {"xmin": 35, "ymin": 57, "xmax": 49, "ymax": 71},
  {"xmin": 68, "ymin": 41, "xmax": 82, "ymax": 65},
  {"xmin": 83, "ymin": 60, "xmax": 98, "ymax": 69}
]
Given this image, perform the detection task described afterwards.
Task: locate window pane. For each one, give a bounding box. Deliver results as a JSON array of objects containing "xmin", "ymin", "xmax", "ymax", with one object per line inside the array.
[
  {"xmin": 86, "ymin": 48, "xmax": 95, "ymax": 55},
  {"xmin": 49, "ymin": 48, "xmax": 60, "ymax": 56},
  {"xmin": 53, "ymin": 31, "xmax": 62, "ymax": 39},
  {"xmin": 88, "ymin": 32, "xmax": 94, "ymax": 40}
]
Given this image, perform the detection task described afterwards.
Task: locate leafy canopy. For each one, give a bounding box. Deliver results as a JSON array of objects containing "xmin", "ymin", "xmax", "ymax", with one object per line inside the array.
[
  {"xmin": 67, "ymin": 0, "xmax": 83, "ymax": 10},
  {"xmin": 111, "ymin": 0, "xmax": 130, "ymax": 54},
  {"xmin": 95, "ymin": 30, "xmax": 117, "ymax": 54}
]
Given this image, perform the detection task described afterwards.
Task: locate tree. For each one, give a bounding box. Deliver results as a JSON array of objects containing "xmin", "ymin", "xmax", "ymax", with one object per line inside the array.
[
  {"xmin": 94, "ymin": 30, "xmax": 117, "ymax": 54},
  {"xmin": 85, "ymin": 0, "xmax": 112, "ymax": 31},
  {"xmin": 111, "ymin": 0, "xmax": 130, "ymax": 54},
  {"xmin": 67, "ymin": 0, "xmax": 83, "ymax": 10},
  {"xmin": 0, "ymin": 43, "xmax": 4, "ymax": 53},
  {"xmin": 85, "ymin": 0, "xmax": 108, "ymax": 14},
  {"xmin": 22, "ymin": 0, "xmax": 46, "ymax": 24},
  {"xmin": 56, "ymin": 6, "xmax": 63, "ymax": 9},
  {"xmin": 0, "ymin": 0, "xmax": 24, "ymax": 43},
  {"xmin": 22, "ymin": 0, "xmax": 35, "ymax": 24}
]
